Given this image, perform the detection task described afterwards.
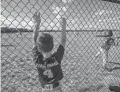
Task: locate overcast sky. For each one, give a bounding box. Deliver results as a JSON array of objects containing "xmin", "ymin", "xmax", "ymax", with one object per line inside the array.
[{"xmin": 1, "ymin": 0, "xmax": 120, "ymax": 30}]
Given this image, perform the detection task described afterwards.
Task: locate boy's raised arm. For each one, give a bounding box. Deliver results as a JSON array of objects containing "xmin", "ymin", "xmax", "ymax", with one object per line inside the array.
[
  {"xmin": 33, "ymin": 12, "xmax": 41, "ymax": 45},
  {"xmin": 60, "ymin": 18, "xmax": 67, "ymax": 47}
]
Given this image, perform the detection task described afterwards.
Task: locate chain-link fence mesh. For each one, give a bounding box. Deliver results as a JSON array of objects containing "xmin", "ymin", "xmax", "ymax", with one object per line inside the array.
[{"xmin": 1, "ymin": 0, "xmax": 120, "ymax": 92}]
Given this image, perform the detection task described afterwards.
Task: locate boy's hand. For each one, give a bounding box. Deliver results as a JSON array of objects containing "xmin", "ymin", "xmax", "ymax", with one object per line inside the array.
[
  {"xmin": 33, "ymin": 12, "xmax": 41, "ymax": 24},
  {"xmin": 60, "ymin": 18, "xmax": 66, "ymax": 28},
  {"xmin": 62, "ymin": 18, "xmax": 66, "ymax": 27}
]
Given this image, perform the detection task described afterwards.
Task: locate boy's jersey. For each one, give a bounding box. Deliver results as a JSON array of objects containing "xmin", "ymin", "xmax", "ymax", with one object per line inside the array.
[
  {"xmin": 32, "ymin": 45, "xmax": 64, "ymax": 85},
  {"xmin": 102, "ymin": 38, "xmax": 114, "ymax": 51}
]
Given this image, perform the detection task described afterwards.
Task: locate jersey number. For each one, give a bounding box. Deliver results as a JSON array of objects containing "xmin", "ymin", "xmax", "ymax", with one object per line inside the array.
[{"xmin": 43, "ymin": 69, "xmax": 53, "ymax": 78}]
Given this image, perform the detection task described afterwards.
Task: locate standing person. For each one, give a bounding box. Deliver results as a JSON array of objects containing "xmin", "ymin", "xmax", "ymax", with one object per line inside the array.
[
  {"xmin": 32, "ymin": 12, "xmax": 67, "ymax": 92},
  {"xmin": 95, "ymin": 30, "xmax": 118, "ymax": 71}
]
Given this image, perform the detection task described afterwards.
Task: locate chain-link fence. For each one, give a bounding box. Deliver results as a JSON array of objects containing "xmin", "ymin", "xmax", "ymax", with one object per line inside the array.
[{"xmin": 1, "ymin": 0, "xmax": 120, "ymax": 92}]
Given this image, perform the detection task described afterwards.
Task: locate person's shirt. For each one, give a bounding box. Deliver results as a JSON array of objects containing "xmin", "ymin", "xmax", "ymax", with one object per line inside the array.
[{"xmin": 32, "ymin": 45, "xmax": 65, "ymax": 85}]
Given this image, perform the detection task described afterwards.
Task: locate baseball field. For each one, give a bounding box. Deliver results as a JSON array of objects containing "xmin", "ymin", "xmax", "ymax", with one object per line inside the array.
[{"xmin": 1, "ymin": 30, "xmax": 120, "ymax": 92}]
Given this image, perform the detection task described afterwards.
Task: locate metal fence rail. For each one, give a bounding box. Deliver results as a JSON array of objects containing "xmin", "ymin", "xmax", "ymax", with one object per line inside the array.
[{"xmin": 1, "ymin": 0, "xmax": 120, "ymax": 92}]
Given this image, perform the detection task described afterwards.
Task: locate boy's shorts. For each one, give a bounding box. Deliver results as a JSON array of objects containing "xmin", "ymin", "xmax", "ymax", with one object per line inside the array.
[{"xmin": 42, "ymin": 82, "xmax": 62, "ymax": 92}]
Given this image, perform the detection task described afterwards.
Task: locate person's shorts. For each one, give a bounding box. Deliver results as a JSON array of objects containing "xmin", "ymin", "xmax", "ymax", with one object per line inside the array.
[{"xmin": 42, "ymin": 82, "xmax": 62, "ymax": 92}]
